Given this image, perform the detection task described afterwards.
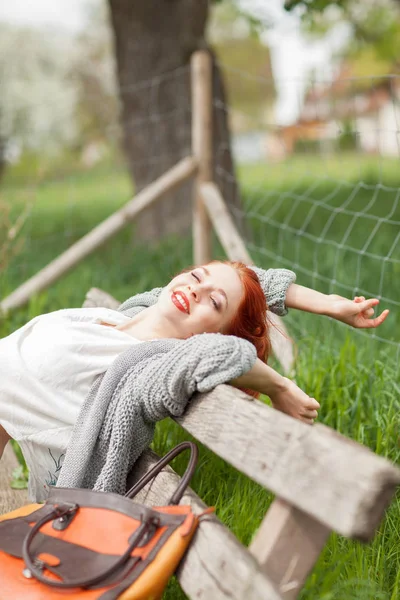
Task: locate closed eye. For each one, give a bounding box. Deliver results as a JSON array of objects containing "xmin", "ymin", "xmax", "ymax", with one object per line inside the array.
[
  {"xmin": 192, "ymin": 271, "xmax": 220, "ymax": 310},
  {"xmin": 211, "ymin": 297, "xmax": 219, "ymax": 310}
]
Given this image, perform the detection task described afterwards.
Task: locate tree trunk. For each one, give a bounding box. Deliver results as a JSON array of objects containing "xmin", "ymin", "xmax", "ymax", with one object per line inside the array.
[{"xmin": 108, "ymin": 0, "xmax": 242, "ymax": 242}]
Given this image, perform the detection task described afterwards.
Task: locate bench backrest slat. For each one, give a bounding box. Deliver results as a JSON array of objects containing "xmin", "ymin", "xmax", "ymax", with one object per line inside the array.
[{"xmin": 176, "ymin": 384, "xmax": 400, "ymax": 541}]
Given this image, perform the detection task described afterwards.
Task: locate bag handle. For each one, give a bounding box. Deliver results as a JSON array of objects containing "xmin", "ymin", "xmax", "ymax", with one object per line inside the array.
[
  {"xmin": 125, "ymin": 441, "xmax": 198, "ymax": 505},
  {"xmin": 22, "ymin": 503, "xmax": 151, "ymax": 589}
]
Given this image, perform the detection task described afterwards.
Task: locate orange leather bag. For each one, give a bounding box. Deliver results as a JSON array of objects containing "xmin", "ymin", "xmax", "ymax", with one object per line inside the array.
[{"xmin": 0, "ymin": 442, "xmax": 203, "ymax": 600}]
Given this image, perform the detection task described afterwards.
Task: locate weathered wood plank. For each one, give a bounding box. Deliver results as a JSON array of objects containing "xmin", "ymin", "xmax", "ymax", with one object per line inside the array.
[
  {"xmin": 0, "ymin": 156, "xmax": 197, "ymax": 314},
  {"xmin": 83, "ymin": 288, "xmax": 120, "ymax": 310},
  {"xmin": 0, "ymin": 444, "xmax": 29, "ymax": 515},
  {"xmin": 175, "ymin": 385, "xmax": 400, "ymax": 541},
  {"xmin": 250, "ymin": 498, "xmax": 330, "ymax": 599},
  {"xmin": 201, "ymin": 181, "xmax": 251, "ymax": 263},
  {"xmin": 128, "ymin": 449, "xmax": 282, "ymax": 600},
  {"xmin": 200, "ymin": 181, "xmax": 295, "ymax": 374}
]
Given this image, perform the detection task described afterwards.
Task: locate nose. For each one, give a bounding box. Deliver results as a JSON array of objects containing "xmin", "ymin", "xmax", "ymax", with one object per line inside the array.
[{"xmin": 187, "ymin": 284, "xmax": 200, "ymax": 302}]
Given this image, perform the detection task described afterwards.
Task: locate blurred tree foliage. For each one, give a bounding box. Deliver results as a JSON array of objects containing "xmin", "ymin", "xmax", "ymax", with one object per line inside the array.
[
  {"xmin": 0, "ymin": 0, "xmax": 273, "ymax": 182},
  {"xmin": 214, "ymin": 37, "xmax": 274, "ymax": 121},
  {"xmin": 210, "ymin": 2, "xmax": 275, "ymax": 126},
  {"xmin": 285, "ymin": 0, "xmax": 400, "ymax": 66},
  {"xmin": 0, "ymin": 24, "xmax": 79, "ymax": 162},
  {"xmin": 0, "ymin": 16, "xmax": 120, "ymax": 173}
]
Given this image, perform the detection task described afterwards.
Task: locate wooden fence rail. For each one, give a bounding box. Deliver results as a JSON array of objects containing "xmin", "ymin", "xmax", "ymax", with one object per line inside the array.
[{"xmin": 0, "ymin": 156, "xmax": 197, "ymax": 314}]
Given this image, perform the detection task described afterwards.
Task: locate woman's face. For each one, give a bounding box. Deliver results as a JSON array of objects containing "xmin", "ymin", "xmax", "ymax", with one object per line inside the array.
[{"xmin": 158, "ymin": 262, "xmax": 244, "ymax": 338}]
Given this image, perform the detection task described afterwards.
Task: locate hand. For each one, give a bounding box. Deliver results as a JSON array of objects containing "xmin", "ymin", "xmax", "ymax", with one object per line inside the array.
[
  {"xmin": 270, "ymin": 377, "xmax": 320, "ymax": 425},
  {"xmin": 328, "ymin": 294, "xmax": 389, "ymax": 329}
]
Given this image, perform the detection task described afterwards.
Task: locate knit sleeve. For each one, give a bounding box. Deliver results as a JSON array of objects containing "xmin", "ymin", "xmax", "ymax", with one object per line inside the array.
[
  {"xmin": 117, "ymin": 287, "xmax": 163, "ymax": 316},
  {"xmin": 61, "ymin": 336, "xmax": 256, "ymax": 495},
  {"xmin": 249, "ymin": 266, "xmax": 296, "ymax": 316},
  {"xmin": 134, "ymin": 335, "xmax": 257, "ymax": 423}
]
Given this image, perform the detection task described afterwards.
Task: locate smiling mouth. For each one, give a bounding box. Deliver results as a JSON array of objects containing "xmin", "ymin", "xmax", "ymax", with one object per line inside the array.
[{"xmin": 172, "ymin": 291, "xmax": 190, "ymax": 314}]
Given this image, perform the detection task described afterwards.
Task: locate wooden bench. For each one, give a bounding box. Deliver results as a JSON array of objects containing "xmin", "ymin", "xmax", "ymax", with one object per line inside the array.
[
  {"xmin": 82, "ymin": 287, "xmax": 400, "ymax": 600},
  {"xmin": 0, "ymin": 286, "xmax": 399, "ymax": 598}
]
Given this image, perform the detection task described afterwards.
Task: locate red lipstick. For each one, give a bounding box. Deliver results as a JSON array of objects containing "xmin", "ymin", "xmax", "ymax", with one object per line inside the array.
[{"xmin": 172, "ymin": 291, "xmax": 190, "ymax": 314}]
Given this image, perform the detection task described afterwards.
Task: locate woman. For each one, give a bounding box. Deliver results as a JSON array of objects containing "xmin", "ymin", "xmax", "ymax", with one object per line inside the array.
[{"xmin": 0, "ymin": 261, "xmax": 388, "ymax": 501}]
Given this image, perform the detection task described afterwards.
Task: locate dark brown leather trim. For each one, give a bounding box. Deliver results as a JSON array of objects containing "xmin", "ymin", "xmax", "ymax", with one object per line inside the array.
[
  {"xmin": 0, "ymin": 504, "xmax": 53, "ymax": 525},
  {"xmin": 48, "ymin": 487, "xmax": 186, "ymax": 527},
  {"xmin": 99, "ymin": 555, "xmax": 152, "ymax": 600}
]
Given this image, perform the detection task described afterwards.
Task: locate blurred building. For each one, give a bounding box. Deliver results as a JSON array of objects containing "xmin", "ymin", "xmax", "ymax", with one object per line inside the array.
[{"xmin": 276, "ymin": 64, "xmax": 400, "ymax": 158}]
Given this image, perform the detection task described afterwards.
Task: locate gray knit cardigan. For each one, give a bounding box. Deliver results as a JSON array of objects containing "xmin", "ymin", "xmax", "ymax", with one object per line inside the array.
[{"xmin": 56, "ymin": 267, "xmax": 296, "ymax": 495}]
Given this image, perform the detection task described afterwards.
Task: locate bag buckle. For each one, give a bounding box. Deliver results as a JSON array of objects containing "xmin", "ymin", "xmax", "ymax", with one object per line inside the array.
[
  {"xmin": 22, "ymin": 558, "xmax": 45, "ymax": 579},
  {"xmin": 133, "ymin": 514, "xmax": 160, "ymax": 548},
  {"xmin": 52, "ymin": 502, "xmax": 78, "ymax": 531}
]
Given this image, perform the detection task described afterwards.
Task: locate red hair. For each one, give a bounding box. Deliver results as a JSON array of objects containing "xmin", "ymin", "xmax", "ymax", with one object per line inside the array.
[
  {"xmin": 220, "ymin": 261, "xmax": 270, "ymax": 398},
  {"xmin": 177, "ymin": 260, "xmax": 270, "ymax": 398}
]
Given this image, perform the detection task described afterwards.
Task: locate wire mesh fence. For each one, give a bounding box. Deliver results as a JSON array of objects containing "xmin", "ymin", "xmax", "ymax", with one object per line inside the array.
[
  {"xmin": 216, "ymin": 62, "xmax": 400, "ymax": 362},
  {"xmin": 1, "ymin": 56, "xmax": 399, "ymax": 362}
]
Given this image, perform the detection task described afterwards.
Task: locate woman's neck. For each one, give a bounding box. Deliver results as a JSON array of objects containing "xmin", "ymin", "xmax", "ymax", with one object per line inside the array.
[{"xmin": 116, "ymin": 305, "xmax": 179, "ymax": 341}]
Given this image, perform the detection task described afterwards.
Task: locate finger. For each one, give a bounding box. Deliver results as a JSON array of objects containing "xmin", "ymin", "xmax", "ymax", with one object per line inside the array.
[
  {"xmin": 362, "ymin": 307, "xmax": 375, "ymax": 318},
  {"xmin": 354, "ymin": 296, "xmax": 365, "ymax": 303},
  {"xmin": 301, "ymin": 417, "xmax": 314, "ymax": 425},
  {"xmin": 307, "ymin": 398, "xmax": 320, "ymax": 410},
  {"xmin": 358, "ymin": 298, "xmax": 380, "ymax": 313},
  {"xmin": 301, "ymin": 409, "xmax": 318, "ymax": 419},
  {"xmin": 360, "ymin": 309, "xmax": 390, "ymax": 328}
]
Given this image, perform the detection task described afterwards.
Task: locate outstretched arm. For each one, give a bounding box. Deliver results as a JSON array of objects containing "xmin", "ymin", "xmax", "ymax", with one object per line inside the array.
[
  {"xmin": 250, "ymin": 265, "xmax": 388, "ymax": 328},
  {"xmin": 230, "ymin": 358, "xmax": 319, "ymax": 424},
  {"xmin": 285, "ymin": 284, "xmax": 389, "ymax": 329}
]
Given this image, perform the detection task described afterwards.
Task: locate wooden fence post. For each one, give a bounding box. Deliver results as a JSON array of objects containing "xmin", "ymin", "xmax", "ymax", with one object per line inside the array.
[{"xmin": 191, "ymin": 50, "xmax": 213, "ymax": 265}]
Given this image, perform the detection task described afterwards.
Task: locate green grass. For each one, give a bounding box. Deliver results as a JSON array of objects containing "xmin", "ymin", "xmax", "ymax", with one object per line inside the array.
[{"xmin": 1, "ymin": 153, "xmax": 400, "ymax": 600}]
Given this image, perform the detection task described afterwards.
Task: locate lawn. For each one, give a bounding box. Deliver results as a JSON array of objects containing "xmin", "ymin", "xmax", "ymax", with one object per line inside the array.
[{"xmin": 1, "ymin": 153, "xmax": 399, "ymax": 599}]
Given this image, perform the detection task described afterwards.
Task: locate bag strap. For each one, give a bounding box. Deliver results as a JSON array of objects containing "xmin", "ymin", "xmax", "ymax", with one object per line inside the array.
[{"xmin": 125, "ymin": 441, "xmax": 198, "ymax": 505}]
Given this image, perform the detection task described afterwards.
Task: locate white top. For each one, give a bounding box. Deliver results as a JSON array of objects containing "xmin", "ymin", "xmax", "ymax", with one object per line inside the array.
[{"xmin": 0, "ymin": 307, "xmax": 142, "ymax": 501}]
